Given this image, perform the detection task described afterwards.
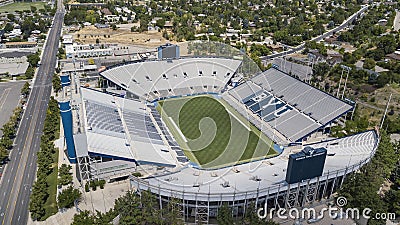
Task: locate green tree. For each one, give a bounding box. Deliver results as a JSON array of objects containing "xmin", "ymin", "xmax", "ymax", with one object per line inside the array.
[
  {"xmin": 29, "ymin": 176, "xmax": 49, "ymax": 221},
  {"xmin": 30, "ymin": 5, "xmax": 37, "ymax": 12},
  {"xmin": 6, "ymin": 14, "xmax": 14, "ymax": 21},
  {"xmin": 21, "ymin": 81, "xmax": 30, "ymax": 97},
  {"xmin": 313, "ymin": 62, "xmax": 330, "ymax": 78},
  {"xmin": 376, "ymin": 73, "xmax": 390, "ymax": 88},
  {"xmin": 114, "ymin": 191, "xmax": 143, "ymax": 225},
  {"xmin": 338, "ymin": 132, "xmax": 398, "ymax": 225},
  {"xmin": 52, "ymin": 73, "xmax": 62, "ymax": 93},
  {"xmin": 363, "ymin": 58, "xmax": 376, "ymax": 70},
  {"xmin": 58, "ymin": 164, "xmax": 72, "ymax": 186},
  {"xmin": 4, "ymin": 23, "xmax": 13, "ymax": 32},
  {"xmin": 217, "ymin": 203, "xmax": 234, "ymax": 225},
  {"xmin": 377, "ymin": 35, "xmax": 397, "ymax": 55},
  {"xmin": 156, "ymin": 18, "xmax": 166, "ymax": 28},
  {"xmin": 0, "ymin": 145, "xmax": 8, "ymax": 164},
  {"xmin": 72, "ymin": 210, "xmax": 95, "ymax": 225},
  {"xmin": 0, "ymin": 136, "xmax": 13, "ymax": 150},
  {"xmin": 241, "ymin": 202, "xmax": 279, "ymax": 225},
  {"xmin": 27, "ymin": 53, "xmax": 40, "ymax": 67},
  {"xmin": 163, "ymin": 197, "xmax": 184, "ymax": 225},
  {"xmin": 29, "ymin": 97, "xmax": 60, "ymax": 220},
  {"xmin": 58, "ymin": 186, "xmax": 81, "ymax": 209}
]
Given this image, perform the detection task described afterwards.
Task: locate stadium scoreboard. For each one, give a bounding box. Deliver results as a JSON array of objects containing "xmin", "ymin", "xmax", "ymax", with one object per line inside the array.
[
  {"xmin": 157, "ymin": 43, "xmax": 180, "ymax": 59},
  {"xmin": 285, "ymin": 147, "xmax": 327, "ymax": 184}
]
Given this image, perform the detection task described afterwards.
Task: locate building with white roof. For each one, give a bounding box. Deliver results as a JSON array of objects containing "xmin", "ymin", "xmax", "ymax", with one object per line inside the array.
[
  {"xmin": 65, "ymin": 43, "xmax": 113, "ymax": 59},
  {"xmin": 58, "ymin": 42, "xmax": 379, "ymax": 223}
]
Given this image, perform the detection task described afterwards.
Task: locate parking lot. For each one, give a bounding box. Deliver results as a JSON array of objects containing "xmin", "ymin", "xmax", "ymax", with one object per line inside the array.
[{"xmin": 0, "ymin": 81, "xmax": 24, "ymax": 137}]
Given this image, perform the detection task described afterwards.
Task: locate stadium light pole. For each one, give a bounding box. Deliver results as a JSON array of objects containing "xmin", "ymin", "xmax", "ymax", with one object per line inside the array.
[
  {"xmin": 380, "ymin": 93, "xmax": 392, "ymax": 129},
  {"xmin": 339, "ymin": 65, "xmax": 351, "ymax": 99},
  {"xmin": 350, "ymin": 102, "xmax": 357, "ymax": 121},
  {"xmin": 341, "ymin": 68, "xmax": 350, "ymax": 99},
  {"xmin": 336, "ymin": 68, "xmax": 344, "ymax": 98},
  {"xmin": 308, "ymin": 53, "xmax": 317, "ymax": 84}
]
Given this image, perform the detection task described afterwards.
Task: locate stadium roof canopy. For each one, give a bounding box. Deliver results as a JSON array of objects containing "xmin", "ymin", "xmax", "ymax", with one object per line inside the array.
[
  {"xmin": 100, "ymin": 57, "xmax": 242, "ymax": 101},
  {"xmin": 75, "ymin": 88, "xmax": 178, "ymax": 167},
  {"xmin": 134, "ymin": 130, "xmax": 378, "ymax": 201},
  {"xmin": 228, "ymin": 68, "xmax": 353, "ymax": 142}
]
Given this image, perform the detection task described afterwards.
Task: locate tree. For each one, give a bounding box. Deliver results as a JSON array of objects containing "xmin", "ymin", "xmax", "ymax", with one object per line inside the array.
[
  {"xmin": 363, "ymin": 58, "xmax": 376, "ymax": 70},
  {"xmin": 162, "ymin": 198, "xmax": 184, "ymax": 225},
  {"xmin": 140, "ymin": 190, "xmax": 162, "ymax": 224},
  {"xmin": 57, "ymin": 48, "xmax": 65, "ymax": 59},
  {"xmin": 58, "ymin": 186, "xmax": 81, "ymax": 209},
  {"xmin": 29, "ymin": 176, "xmax": 48, "ymax": 221},
  {"xmin": 217, "ymin": 203, "xmax": 234, "ymax": 225},
  {"xmin": 4, "ymin": 22, "xmax": 13, "ymax": 32},
  {"xmin": 29, "ymin": 97, "xmax": 60, "ymax": 220},
  {"xmin": 27, "ymin": 53, "xmax": 40, "ymax": 67},
  {"xmin": 72, "ymin": 209, "xmax": 117, "ymax": 225},
  {"xmin": 0, "ymin": 136, "xmax": 13, "ymax": 150},
  {"xmin": 156, "ymin": 18, "xmax": 166, "ymax": 28},
  {"xmin": 114, "ymin": 191, "xmax": 143, "ymax": 225},
  {"xmin": 0, "ymin": 145, "xmax": 8, "ymax": 164},
  {"xmin": 72, "ymin": 210, "xmax": 95, "ymax": 225},
  {"xmin": 6, "ymin": 13, "xmax": 14, "ymax": 21},
  {"xmin": 21, "ymin": 81, "xmax": 30, "ymax": 97},
  {"xmin": 313, "ymin": 62, "xmax": 330, "ymax": 78},
  {"xmin": 25, "ymin": 66, "xmax": 35, "ymax": 79},
  {"xmin": 377, "ymin": 35, "xmax": 397, "ymax": 55},
  {"xmin": 52, "ymin": 74, "xmax": 62, "ymax": 93},
  {"xmin": 241, "ymin": 202, "xmax": 278, "ymax": 225},
  {"xmin": 338, "ymin": 132, "xmax": 398, "ymax": 225},
  {"xmin": 98, "ymin": 180, "xmax": 105, "ymax": 189},
  {"xmin": 376, "ymin": 73, "xmax": 390, "ymax": 88},
  {"xmin": 343, "ymin": 52, "xmax": 356, "ymax": 65},
  {"xmin": 30, "ymin": 6, "xmax": 37, "ymax": 13},
  {"xmin": 58, "ymin": 164, "xmax": 72, "ymax": 186}
]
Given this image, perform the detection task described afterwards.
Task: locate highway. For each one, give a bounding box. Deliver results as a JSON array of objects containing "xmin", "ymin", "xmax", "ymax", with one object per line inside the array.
[
  {"xmin": 261, "ymin": 5, "xmax": 369, "ymax": 61},
  {"xmin": 0, "ymin": 1, "xmax": 64, "ymax": 224}
]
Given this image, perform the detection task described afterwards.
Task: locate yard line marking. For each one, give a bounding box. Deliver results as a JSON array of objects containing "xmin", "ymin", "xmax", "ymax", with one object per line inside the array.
[
  {"xmin": 168, "ymin": 117, "xmax": 187, "ymax": 142},
  {"xmin": 226, "ymin": 109, "xmax": 251, "ymax": 131}
]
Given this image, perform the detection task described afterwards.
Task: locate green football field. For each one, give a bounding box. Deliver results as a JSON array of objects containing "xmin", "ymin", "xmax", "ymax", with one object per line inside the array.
[
  {"xmin": 157, "ymin": 95, "xmax": 278, "ymax": 169},
  {"xmin": 0, "ymin": 2, "xmax": 46, "ymax": 13}
]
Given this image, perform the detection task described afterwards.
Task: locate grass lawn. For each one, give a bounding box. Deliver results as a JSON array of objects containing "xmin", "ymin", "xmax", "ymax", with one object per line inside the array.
[
  {"xmin": 157, "ymin": 95, "xmax": 278, "ymax": 169},
  {"xmin": 0, "ymin": 2, "xmax": 45, "ymax": 13},
  {"xmin": 42, "ymin": 147, "xmax": 59, "ymax": 220}
]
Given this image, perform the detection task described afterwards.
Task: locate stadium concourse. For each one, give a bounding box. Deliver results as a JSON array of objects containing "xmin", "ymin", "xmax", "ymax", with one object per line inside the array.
[{"xmin": 58, "ymin": 42, "xmax": 379, "ymax": 223}]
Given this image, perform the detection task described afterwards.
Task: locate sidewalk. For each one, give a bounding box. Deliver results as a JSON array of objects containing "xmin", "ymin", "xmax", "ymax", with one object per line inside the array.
[
  {"xmin": 27, "ymin": 117, "xmax": 130, "ymax": 225},
  {"xmin": 27, "ymin": 180, "xmax": 129, "ymax": 225}
]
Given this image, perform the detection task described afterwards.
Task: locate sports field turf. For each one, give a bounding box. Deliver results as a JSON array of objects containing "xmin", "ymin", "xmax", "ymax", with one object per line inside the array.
[
  {"xmin": 0, "ymin": 2, "xmax": 45, "ymax": 13},
  {"xmin": 157, "ymin": 95, "xmax": 278, "ymax": 169}
]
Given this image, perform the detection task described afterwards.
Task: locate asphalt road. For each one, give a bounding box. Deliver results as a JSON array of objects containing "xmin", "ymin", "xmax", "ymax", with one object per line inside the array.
[
  {"xmin": 0, "ymin": 81, "xmax": 25, "ymax": 137},
  {"xmin": 0, "ymin": 2, "xmax": 64, "ymax": 225},
  {"xmin": 261, "ymin": 5, "xmax": 369, "ymax": 61}
]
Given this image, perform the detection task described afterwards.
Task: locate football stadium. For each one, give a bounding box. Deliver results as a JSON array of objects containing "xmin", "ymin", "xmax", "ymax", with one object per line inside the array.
[{"xmin": 58, "ymin": 41, "xmax": 379, "ymax": 223}]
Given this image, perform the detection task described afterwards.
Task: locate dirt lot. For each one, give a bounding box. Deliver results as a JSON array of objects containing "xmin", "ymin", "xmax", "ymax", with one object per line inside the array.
[
  {"xmin": 73, "ymin": 24, "xmax": 174, "ymax": 47},
  {"xmin": 355, "ymin": 84, "xmax": 400, "ymax": 126}
]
